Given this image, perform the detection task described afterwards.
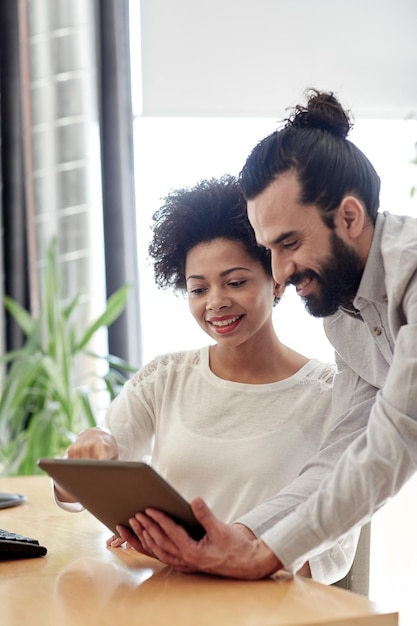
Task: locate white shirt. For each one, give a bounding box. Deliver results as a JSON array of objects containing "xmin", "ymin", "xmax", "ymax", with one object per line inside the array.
[{"xmin": 101, "ymin": 346, "xmax": 358, "ymax": 583}]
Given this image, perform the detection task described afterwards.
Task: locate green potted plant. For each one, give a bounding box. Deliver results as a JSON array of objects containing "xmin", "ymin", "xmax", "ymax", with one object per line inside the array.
[{"xmin": 0, "ymin": 239, "xmax": 135, "ymax": 476}]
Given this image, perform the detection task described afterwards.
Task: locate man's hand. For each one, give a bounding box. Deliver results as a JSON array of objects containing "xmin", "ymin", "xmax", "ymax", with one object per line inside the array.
[{"xmin": 116, "ymin": 497, "xmax": 283, "ymax": 579}]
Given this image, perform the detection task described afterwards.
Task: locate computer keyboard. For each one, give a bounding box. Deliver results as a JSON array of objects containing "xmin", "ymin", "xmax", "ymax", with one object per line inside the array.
[{"xmin": 0, "ymin": 528, "xmax": 47, "ymax": 559}]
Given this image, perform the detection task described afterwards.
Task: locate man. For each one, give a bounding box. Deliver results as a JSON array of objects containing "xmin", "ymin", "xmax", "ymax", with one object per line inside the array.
[{"xmin": 117, "ymin": 89, "xmax": 417, "ymax": 579}]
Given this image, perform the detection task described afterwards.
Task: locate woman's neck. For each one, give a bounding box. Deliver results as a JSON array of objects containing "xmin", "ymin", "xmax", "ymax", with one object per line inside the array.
[{"xmin": 209, "ymin": 336, "xmax": 309, "ymax": 384}]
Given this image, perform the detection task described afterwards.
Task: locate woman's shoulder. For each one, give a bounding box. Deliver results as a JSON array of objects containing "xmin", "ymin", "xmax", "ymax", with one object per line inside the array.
[
  {"xmin": 299, "ymin": 359, "xmax": 336, "ymax": 388},
  {"xmin": 130, "ymin": 347, "xmax": 206, "ymax": 386}
]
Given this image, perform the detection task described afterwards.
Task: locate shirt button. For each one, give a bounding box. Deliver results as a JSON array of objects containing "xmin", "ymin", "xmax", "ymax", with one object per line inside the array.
[
  {"xmin": 373, "ymin": 327, "xmax": 382, "ymax": 336},
  {"xmin": 383, "ymin": 295, "xmax": 388, "ymax": 303}
]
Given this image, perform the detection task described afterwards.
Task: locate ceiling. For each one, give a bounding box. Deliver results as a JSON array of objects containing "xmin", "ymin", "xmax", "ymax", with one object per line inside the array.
[{"xmin": 137, "ymin": 0, "xmax": 417, "ymax": 119}]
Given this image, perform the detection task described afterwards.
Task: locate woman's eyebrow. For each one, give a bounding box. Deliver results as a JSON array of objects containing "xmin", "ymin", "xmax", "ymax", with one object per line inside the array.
[
  {"xmin": 186, "ymin": 267, "xmax": 251, "ymax": 282},
  {"xmin": 186, "ymin": 274, "xmax": 205, "ymax": 282},
  {"xmin": 219, "ymin": 267, "xmax": 251, "ymax": 277}
]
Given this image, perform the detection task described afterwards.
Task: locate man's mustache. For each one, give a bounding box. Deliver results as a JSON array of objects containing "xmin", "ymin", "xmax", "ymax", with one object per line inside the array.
[{"xmin": 285, "ymin": 269, "xmax": 319, "ymax": 288}]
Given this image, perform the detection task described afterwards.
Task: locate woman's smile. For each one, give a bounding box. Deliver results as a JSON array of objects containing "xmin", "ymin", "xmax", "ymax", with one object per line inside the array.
[{"xmin": 207, "ymin": 314, "xmax": 244, "ymax": 334}]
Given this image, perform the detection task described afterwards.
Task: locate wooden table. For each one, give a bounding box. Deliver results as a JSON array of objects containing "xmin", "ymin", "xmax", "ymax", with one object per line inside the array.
[{"xmin": 0, "ymin": 476, "xmax": 398, "ymax": 626}]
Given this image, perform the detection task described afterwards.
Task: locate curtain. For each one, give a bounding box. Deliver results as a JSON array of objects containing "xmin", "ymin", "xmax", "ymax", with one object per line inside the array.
[
  {"xmin": 96, "ymin": 0, "xmax": 142, "ymax": 367},
  {"xmin": 0, "ymin": 0, "xmax": 29, "ymax": 353}
]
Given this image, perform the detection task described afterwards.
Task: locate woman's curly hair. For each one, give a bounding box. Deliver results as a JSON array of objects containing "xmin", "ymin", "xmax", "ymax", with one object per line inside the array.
[{"xmin": 148, "ymin": 175, "xmax": 273, "ymax": 292}]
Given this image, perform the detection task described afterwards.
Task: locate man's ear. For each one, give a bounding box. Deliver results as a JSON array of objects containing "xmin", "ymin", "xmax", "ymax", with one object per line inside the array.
[{"xmin": 335, "ymin": 196, "xmax": 367, "ymax": 240}]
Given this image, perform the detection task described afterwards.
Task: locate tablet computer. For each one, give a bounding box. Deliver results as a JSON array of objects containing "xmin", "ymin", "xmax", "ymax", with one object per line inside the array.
[{"xmin": 38, "ymin": 458, "xmax": 205, "ymax": 540}]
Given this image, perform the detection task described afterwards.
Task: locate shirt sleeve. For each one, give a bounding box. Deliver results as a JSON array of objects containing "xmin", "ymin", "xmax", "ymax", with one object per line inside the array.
[
  {"xmin": 256, "ymin": 318, "xmax": 417, "ymax": 574},
  {"xmin": 103, "ymin": 375, "xmax": 155, "ymax": 461},
  {"xmin": 308, "ymin": 528, "xmax": 361, "ymax": 584},
  {"xmin": 53, "ymin": 481, "xmax": 85, "ymax": 512}
]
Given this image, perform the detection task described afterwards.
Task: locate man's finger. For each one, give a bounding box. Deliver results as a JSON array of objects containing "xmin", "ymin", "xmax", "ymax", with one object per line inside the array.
[
  {"xmin": 143, "ymin": 508, "xmax": 196, "ymax": 546},
  {"xmin": 189, "ymin": 497, "xmax": 218, "ymax": 532}
]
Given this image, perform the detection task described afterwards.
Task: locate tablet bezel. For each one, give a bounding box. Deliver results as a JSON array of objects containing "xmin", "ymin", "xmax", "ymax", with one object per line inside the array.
[{"xmin": 38, "ymin": 458, "xmax": 205, "ymax": 540}]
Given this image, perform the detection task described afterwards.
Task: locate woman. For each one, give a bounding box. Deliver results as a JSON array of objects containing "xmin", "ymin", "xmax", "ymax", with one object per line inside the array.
[{"xmin": 54, "ymin": 175, "xmax": 357, "ymax": 583}]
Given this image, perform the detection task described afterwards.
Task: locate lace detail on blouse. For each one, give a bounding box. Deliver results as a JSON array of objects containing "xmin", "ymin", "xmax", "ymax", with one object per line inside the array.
[
  {"xmin": 130, "ymin": 350, "xmax": 201, "ymax": 386},
  {"xmin": 299, "ymin": 362, "xmax": 336, "ymax": 390}
]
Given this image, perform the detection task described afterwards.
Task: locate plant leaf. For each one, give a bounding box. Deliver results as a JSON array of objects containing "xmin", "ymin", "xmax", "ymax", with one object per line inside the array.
[
  {"xmin": 75, "ymin": 285, "xmax": 130, "ymax": 351},
  {"xmin": 3, "ymin": 296, "xmax": 37, "ymax": 336}
]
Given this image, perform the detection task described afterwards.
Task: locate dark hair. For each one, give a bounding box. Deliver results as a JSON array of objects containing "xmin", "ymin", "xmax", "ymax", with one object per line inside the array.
[
  {"xmin": 239, "ymin": 89, "xmax": 381, "ymax": 227},
  {"xmin": 148, "ymin": 175, "xmax": 273, "ymax": 292}
]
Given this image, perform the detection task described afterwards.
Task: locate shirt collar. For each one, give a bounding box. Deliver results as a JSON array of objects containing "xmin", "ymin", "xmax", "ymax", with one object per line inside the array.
[{"xmin": 353, "ymin": 212, "xmax": 387, "ymax": 311}]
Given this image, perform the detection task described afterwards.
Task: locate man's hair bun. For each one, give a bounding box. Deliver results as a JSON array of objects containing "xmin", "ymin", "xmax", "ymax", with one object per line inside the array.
[{"xmin": 287, "ymin": 89, "xmax": 353, "ymax": 140}]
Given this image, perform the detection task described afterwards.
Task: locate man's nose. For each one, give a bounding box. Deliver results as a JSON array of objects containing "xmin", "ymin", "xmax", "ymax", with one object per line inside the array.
[{"xmin": 271, "ymin": 253, "xmax": 296, "ymax": 286}]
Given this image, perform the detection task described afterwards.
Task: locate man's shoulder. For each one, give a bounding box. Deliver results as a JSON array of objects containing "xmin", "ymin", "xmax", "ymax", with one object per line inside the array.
[
  {"xmin": 379, "ymin": 211, "xmax": 417, "ymax": 249},
  {"xmin": 379, "ymin": 212, "xmax": 417, "ymax": 292}
]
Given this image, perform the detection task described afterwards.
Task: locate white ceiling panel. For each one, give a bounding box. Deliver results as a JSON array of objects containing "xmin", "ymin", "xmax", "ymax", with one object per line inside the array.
[{"xmin": 137, "ymin": 0, "xmax": 417, "ymax": 118}]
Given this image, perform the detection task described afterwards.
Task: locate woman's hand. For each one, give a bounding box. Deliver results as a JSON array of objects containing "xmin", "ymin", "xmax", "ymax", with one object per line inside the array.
[
  {"xmin": 54, "ymin": 427, "xmax": 119, "ymax": 503},
  {"xmin": 66, "ymin": 427, "xmax": 119, "ymax": 460},
  {"xmin": 106, "ymin": 533, "xmax": 127, "ymax": 548}
]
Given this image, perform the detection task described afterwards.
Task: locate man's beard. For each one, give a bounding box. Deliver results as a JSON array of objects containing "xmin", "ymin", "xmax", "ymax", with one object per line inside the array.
[{"xmin": 288, "ymin": 232, "xmax": 364, "ymax": 318}]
